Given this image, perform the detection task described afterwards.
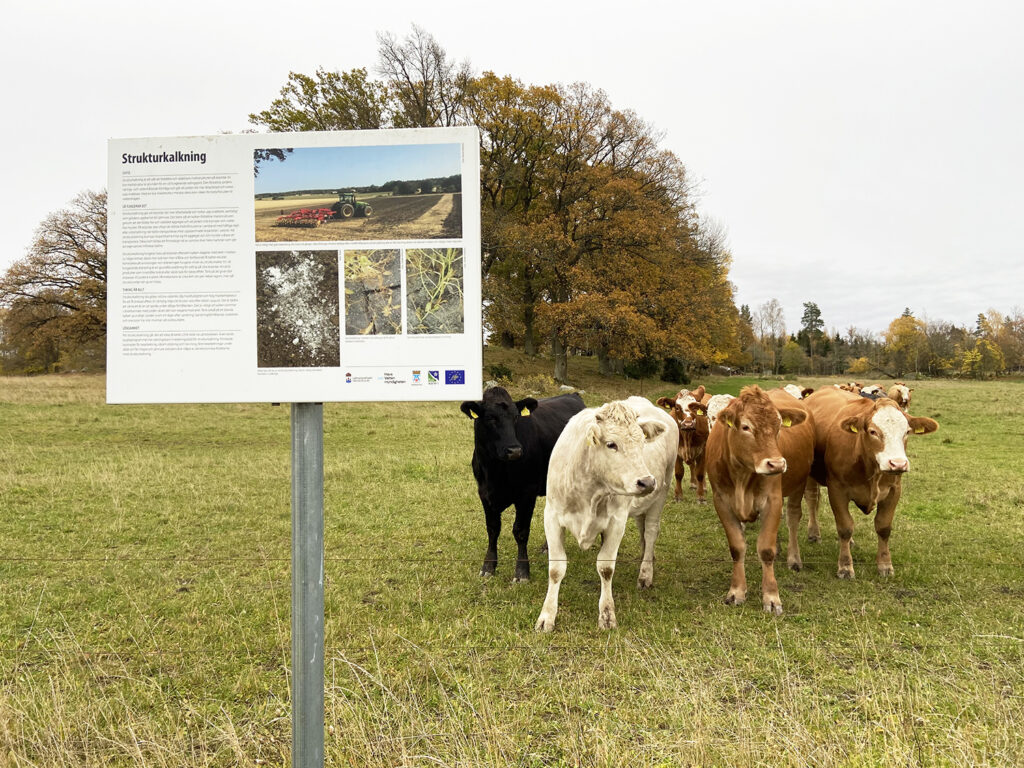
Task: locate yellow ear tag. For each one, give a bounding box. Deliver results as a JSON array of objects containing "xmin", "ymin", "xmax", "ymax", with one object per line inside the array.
[
  {"xmin": 914, "ymin": 426, "xmax": 925, "ymax": 434},
  {"xmin": 520, "ymin": 407, "xmax": 531, "ymax": 416},
  {"xmin": 470, "ymin": 412, "xmax": 479, "ymax": 419},
  {"xmin": 849, "ymin": 425, "xmax": 858, "ymax": 433},
  {"xmin": 725, "ymin": 417, "xmax": 734, "ymax": 429},
  {"xmin": 781, "ymin": 416, "xmax": 792, "ymax": 427}
]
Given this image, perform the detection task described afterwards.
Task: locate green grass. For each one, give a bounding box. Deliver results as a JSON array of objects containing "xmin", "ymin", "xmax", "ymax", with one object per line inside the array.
[{"xmin": 1, "ymin": 363, "xmax": 1023, "ymax": 766}]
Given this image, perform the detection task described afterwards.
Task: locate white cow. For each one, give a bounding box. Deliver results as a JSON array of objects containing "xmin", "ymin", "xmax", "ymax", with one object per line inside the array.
[
  {"xmin": 704, "ymin": 393, "xmax": 735, "ymax": 430},
  {"xmin": 535, "ymin": 397, "xmax": 676, "ymax": 632}
]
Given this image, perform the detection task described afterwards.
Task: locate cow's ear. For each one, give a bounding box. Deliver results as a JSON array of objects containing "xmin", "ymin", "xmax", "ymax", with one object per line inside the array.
[
  {"xmin": 586, "ymin": 423, "xmax": 601, "ymax": 446},
  {"xmin": 516, "ymin": 397, "xmax": 538, "ymax": 417},
  {"xmin": 801, "ymin": 387, "xmax": 815, "ymax": 398},
  {"xmin": 460, "ymin": 401, "xmax": 482, "ymax": 420},
  {"xmin": 908, "ymin": 416, "xmax": 938, "ymax": 435},
  {"xmin": 841, "ymin": 415, "xmax": 862, "ymax": 434},
  {"xmin": 721, "ymin": 400, "xmax": 741, "ymax": 429},
  {"xmin": 638, "ymin": 418, "xmax": 666, "ymax": 441},
  {"xmin": 688, "ymin": 402, "xmax": 707, "ymax": 417},
  {"xmin": 691, "ymin": 385, "xmax": 706, "ymax": 401},
  {"xmin": 778, "ymin": 407, "xmax": 807, "ymax": 428},
  {"xmin": 656, "ymin": 396, "xmax": 676, "ymax": 410}
]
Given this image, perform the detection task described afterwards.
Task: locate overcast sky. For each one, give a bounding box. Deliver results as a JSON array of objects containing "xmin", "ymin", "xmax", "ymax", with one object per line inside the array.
[{"xmin": 3, "ymin": 0, "xmax": 1021, "ymax": 337}]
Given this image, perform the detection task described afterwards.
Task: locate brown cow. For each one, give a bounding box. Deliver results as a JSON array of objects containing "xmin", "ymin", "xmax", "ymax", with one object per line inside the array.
[
  {"xmin": 656, "ymin": 386, "xmax": 710, "ymax": 503},
  {"xmin": 887, "ymin": 382, "xmax": 913, "ymax": 409},
  {"xmin": 799, "ymin": 387, "xmax": 938, "ymax": 579},
  {"xmin": 705, "ymin": 386, "xmax": 814, "ymax": 614}
]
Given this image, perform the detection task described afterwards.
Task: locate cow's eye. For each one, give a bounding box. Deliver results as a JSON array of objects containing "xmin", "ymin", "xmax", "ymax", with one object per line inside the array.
[
  {"xmin": 606, "ymin": 442, "xmax": 618, "ymax": 451},
  {"xmin": 741, "ymin": 424, "xmax": 751, "ymax": 432}
]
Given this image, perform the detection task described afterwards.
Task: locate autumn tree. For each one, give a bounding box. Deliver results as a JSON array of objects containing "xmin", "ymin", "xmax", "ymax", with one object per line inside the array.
[
  {"xmin": 250, "ymin": 27, "xmax": 744, "ymax": 381},
  {"xmin": 883, "ymin": 313, "xmax": 929, "ymax": 376},
  {"xmin": 0, "ymin": 190, "xmax": 107, "ymax": 373}
]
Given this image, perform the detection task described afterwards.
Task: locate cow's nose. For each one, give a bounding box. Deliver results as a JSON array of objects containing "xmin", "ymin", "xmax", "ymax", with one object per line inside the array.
[
  {"xmin": 503, "ymin": 446, "xmax": 523, "ymax": 461},
  {"xmin": 762, "ymin": 458, "xmax": 787, "ymax": 475},
  {"xmin": 636, "ymin": 475, "xmax": 656, "ymax": 494},
  {"xmin": 888, "ymin": 458, "xmax": 909, "ymax": 472}
]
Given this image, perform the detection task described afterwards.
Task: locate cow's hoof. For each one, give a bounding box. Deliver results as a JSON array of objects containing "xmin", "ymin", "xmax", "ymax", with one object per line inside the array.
[
  {"xmin": 512, "ymin": 573, "xmax": 530, "ymax": 583},
  {"xmin": 763, "ymin": 599, "xmax": 783, "ymax": 616},
  {"xmin": 480, "ymin": 566, "xmax": 496, "ymax": 578},
  {"xmin": 837, "ymin": 567, "xmax": 855, "ymax": 580},
  {"xmin": 637, "ymin": 576, "xmax": 653, "ymax": 590},
  {"xmin": 535, "ymin": 615, "xmax": 555, "ymax": 633},
  {"xmin": 807, "ymin": 530, "xmax": 821, "ymax": 543},
  {"xmin": 673, "ymin": 494, "xmax": 683, "ymax": 502},
  {"xmin": 877, "ymin": 564, "xmax": 894, "ymax": 577},
  {"xmin": 598, "ymin": 611, "xmax": 618, "ymax": 630},
  {"xmin": 697, "ymin": 497, "xmax": 707, "ymax": 505},
  {"xmin": 724, "ymin": 591, "xmax": 746, "ymax": 606},
  {"xmin": 788, "ymin": 560, "xmax": 802, "ymax": 572}
]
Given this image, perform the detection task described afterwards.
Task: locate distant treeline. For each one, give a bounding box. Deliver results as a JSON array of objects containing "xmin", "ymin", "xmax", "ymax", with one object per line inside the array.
[{"xmin": 256, "ymin": 174, "xmax": 461, "ymax": 199}]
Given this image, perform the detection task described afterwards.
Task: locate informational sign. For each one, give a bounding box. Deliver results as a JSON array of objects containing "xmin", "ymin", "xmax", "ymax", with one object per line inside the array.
[{"xmin": 106, "ymin": 127, "xmax": 481, "ymax": 404}]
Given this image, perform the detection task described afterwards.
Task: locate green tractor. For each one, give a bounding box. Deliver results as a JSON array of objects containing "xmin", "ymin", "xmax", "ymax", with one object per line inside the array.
[{"xmin": 332, "ymin": 190, "xmax": 373, "ymax": 218}]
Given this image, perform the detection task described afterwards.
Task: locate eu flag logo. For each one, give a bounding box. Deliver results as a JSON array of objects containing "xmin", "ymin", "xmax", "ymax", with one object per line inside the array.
[{"xmin": 445, "ymin": 370, "xmax": 465, "ymax": 385}]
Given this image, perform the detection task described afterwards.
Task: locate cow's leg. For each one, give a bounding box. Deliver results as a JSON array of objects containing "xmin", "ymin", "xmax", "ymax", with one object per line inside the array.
[
  {"xmin": 827, "ymin": 485, "xmax": 856, "ymax": 579},
  {"xmin": 535, "ymin": 509, "xmax": 567, "ymax": 632},
  {"xmin": 786, "ymin": 488, "xmax": 804, "ymax": 572},
  {"xmin": 758, "ymin": 495, "xmax": 783, "ymax": 615},
  {"xmin": 480, "ymin": 500, "xmax": 502, "ymax": 577},
  {"xmin": 694, "ymin": 459, "xmax": 707, "ymax": 505},
  {"xmin": 713, "ymin": 496, "xmax": 747, "ymax": 606},
  {"xmin": 511, "ymin": 498, "xmax": 536, "ymax": 583},
  {"xmin": 874, "ymin": 484, "xmax": 902, "ymax": 577},
  {"xmin": 637, "ymin": 505, "xmax": 663, "ymax": 589},
  {"xmin": 688, "ymin": 460, "xmax": 698, "ymax": 491},
  {"xmin": 804, "ymin": 479, "xmax": 821, "ymax": 542},
  {"xmin": 597, "ymin": 514, "xmax": 628, "ymax": 630},
  {"xmin": 673, "ymin": 458, "xmax": 684, "ymax": 501}
]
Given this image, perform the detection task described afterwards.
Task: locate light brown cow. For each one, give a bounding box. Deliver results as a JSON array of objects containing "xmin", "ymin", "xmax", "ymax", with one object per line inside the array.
[
  {"xmin": 705, "ymin": 386, "xmax": 814, "ymax": 614},
  {"xmin": 799, "ymin": 387, "xmax": 938, "ymax": 579},
  {"xmin": 887, "ymin": 382, "xmax": 913, "ymax": 409},
  {"xmin": 656, "ymin": 386, "xmax": 710, "ymax": 503}
]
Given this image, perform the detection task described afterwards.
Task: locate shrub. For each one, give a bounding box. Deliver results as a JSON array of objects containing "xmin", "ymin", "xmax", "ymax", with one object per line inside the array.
[
  {"xmin": 624, "ymin": 356, "xmax": 661, "ymax": 380},
  {"xmin": 487, "ymin": 363, "xmax": 514, "ymax": 381},
  {"xmin": 661, "ymin": 357, "xmax": 690, "ymax": 385}
]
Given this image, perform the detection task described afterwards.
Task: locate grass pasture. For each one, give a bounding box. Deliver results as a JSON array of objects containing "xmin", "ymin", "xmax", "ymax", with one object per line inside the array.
[{"xmin": 1, "ymin": 368, "xmax": 1023, "ymax": 766}]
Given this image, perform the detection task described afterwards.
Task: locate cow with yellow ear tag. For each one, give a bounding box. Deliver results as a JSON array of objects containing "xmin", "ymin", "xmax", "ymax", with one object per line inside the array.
[
  {"xmin": 460, "ymin": 386, "xmax": 585, "ymax": 582},
  {"xmin": 705, "ymin": 386, "xmax": 815, "ymax": 615},
  {"xmin": 801, "ymin": 387, "xmax": 939, "ymax": 580}
]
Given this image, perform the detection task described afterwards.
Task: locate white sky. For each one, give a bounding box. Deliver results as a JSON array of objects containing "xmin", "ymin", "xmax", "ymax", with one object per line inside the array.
[{"xmin": 3, "ymin": 0, "xmax": 1021, "ymax": 337}]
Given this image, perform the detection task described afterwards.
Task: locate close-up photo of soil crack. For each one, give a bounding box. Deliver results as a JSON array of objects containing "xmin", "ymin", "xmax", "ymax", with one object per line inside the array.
[
  {"xmin": 255, "ymin": 250, "xmax": 340, "ymax": 367},
  {"xmin": 344, "ymin": 249, "xmax": 402, "ymax": 335}
]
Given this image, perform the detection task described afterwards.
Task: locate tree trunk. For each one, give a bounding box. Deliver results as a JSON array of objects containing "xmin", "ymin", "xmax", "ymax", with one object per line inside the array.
[
  {"xmin": 551, "ymin": 334, "xmax": 568, "ymax": 383},
  {"xmin": 522, "ymin": 281, "xmax": 537, "ymax": 356},
  {"xmin": 523, "ymin": 305, "xmax": 536, "ymax": 356},
  {"xmin": 597, "ymin": 346, "xmax": 615, "ymax": 376}
]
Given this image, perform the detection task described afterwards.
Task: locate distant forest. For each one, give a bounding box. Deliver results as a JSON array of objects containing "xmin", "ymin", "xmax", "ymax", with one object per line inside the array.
[{"xmin": 255, "ymin": 174, "xmax": 461, "ymax": 199}]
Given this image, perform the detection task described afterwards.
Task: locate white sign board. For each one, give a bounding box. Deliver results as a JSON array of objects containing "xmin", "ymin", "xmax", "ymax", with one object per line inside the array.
[{"xmin": 106, "ymin": 127, "xmax": 482, "ymax": 404}]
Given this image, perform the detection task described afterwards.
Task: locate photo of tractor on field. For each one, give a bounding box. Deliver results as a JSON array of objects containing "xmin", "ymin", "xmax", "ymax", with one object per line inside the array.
[
  {"xmin": 331, "ymin": 190, "xmax": 372, "ymax": 219},
  {"xmin": 253, "ymin": 144, "xmax": 463, "ymax": 243}
]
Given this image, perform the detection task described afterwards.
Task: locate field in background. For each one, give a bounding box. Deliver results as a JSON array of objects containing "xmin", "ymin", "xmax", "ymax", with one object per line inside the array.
[{"xmin": 1, "ymin": 361, "xmax": 1023, "ymax": 766}]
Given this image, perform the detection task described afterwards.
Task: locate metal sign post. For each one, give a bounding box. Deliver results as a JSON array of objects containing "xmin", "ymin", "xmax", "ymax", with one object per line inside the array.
[{"xmin": 291, "ymin": 402, "xmax": 325, "ymax": 768}]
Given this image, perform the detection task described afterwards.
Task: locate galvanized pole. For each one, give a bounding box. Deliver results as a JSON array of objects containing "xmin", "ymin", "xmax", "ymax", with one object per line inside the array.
[{"xmin": 291, "ymin": 402, "xmax": 324, "ymax": 768}]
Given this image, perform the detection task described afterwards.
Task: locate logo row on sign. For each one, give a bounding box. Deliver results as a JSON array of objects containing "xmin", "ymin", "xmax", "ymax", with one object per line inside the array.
[{"xmin": 344, "ymin": 370, "xmax": 465, "ymax": 386}]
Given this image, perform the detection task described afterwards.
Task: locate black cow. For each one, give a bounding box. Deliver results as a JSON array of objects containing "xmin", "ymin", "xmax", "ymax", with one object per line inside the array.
[{"xmin": 461, "ymin": 386, "xmax": 585, "ymax": 581}]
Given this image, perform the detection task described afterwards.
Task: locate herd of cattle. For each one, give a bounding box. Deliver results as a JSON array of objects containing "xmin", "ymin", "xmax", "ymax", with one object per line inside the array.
[{"xmin": 460, "ymin": 380, "xmax": 937, "ymax": 631}]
